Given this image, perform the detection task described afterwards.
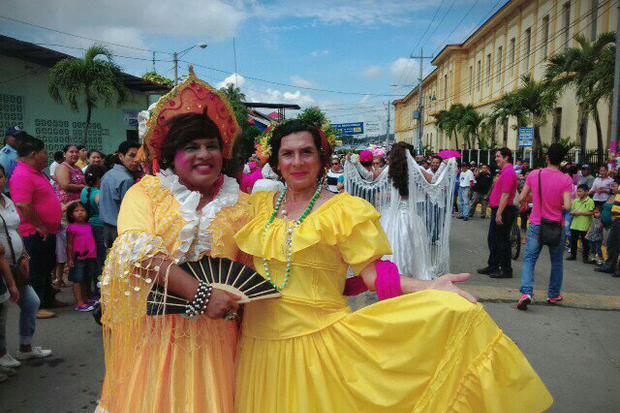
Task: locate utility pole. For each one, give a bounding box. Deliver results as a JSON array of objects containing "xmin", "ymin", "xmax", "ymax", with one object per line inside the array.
[
  {"xmin": 173, "ymin": 52, "xmax": 179, "ymax": 85},
  {"xmin": 610, "ymin": 3, "xmax": 620, "ymax": 155},
  {"xmin": 233, "ymin": 37, "xmax": 239, "ymax": 87},
  {"xmin": 152, "ymin": 51, "xmax": 156, "ymax": 72},
  {"xmin": 385, "ymin": 100, "xmax": 391, "ymax": 145},
  {"xmin": 410, "ymin": 48, "xmax": 433, "ymax": 155}
]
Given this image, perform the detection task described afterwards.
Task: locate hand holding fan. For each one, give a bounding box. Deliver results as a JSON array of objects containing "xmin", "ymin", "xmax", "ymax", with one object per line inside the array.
[{"xmin": 147, "ymin": 256, "xmax": 281, "ymax": 316}]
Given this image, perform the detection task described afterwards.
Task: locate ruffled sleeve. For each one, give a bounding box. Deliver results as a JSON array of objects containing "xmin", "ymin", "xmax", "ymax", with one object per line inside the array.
[{"xmin": 326, "ymin": 194, "xmax": 392, "ymax": 274}]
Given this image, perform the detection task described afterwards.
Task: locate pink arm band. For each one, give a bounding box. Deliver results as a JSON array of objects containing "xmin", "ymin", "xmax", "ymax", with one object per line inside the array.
[
  {"xmin": 343, "ymin": 276, "xmax": 369, "ymax": 296},
  {"xmin": 375, "ymin": 260, "xmax": 403, "ymax": 300}
]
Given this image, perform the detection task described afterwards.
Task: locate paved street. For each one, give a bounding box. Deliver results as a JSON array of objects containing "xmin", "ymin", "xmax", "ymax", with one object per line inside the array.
[{"xmin": 1, "ymin": 216, "xmax": 619, "ymax": 412}]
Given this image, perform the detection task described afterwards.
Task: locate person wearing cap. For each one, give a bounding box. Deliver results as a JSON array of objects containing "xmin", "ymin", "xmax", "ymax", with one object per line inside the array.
[
  {"xmin": 579, "ymin": 164, "xmax": 595, "ymax": 189},
  {"xmin": 0, "ymin": 127, "xmax": 23, "ymax": 192}
]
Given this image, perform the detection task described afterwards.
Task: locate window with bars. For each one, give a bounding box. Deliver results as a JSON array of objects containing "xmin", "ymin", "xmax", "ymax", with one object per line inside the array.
[
  {"xmin": 591, "ymin": 0, "xmax": 599, "ymax": 40},
  {"xmin": 524, "ymin": 28, "xmax": 532, "ymax": 71},
  {"xmin": 497, "ymin": 46, "xmax": 503, "ymax": 81},
  {"xmin": 486, "ymin": 53, "xmax": 492, "ymax": 89},
  {"xmin": 563, "ymin": 2, "xmax": 571, "ymax": 50},
  {"xmin": 542, "ymin": 15, "xmax": 550, "ymax": 58},
  {"xmin": 477, "ymin": 59, "xmax": 481, "ymax": 91},
  {"xmin": 509, "ymin": 38, "xmax": 516, "ymax": 76}
]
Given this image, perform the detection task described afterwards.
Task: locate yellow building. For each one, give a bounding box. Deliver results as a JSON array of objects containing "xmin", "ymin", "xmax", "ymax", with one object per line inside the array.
[{"xmin": 394, "ymin": 0, "xmax": 618, "ymax": 151}]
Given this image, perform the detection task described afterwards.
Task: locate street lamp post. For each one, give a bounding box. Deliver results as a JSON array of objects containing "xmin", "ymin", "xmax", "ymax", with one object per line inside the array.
[{"xmin": 173, "ymin": 43, "xmax": 208, "ymax": 85}]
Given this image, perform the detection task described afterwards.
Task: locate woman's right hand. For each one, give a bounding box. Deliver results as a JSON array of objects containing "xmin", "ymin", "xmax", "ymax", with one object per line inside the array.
[
  {"xmin": 206, "ymin": 288, "xmax": 241, "ymax": 319},
  {"xmin": 8, "ymin": 284, "xmax": 20, "ymax": 303}
]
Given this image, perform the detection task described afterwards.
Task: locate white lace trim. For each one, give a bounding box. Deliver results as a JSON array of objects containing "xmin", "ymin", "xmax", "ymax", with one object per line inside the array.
[{"xmin": 158, "ymin": 169, "xmax": 240, "ymax": 263}]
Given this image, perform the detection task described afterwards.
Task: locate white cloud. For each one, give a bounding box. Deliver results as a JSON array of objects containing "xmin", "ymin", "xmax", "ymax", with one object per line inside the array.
[
  {"xmin": 217, "ymin": 73, "xmax": 246, "ymax": 89},
  {"xmin": 289, "ymin": 75, "xmax": 314, "ymax": 88},
  {"xmin": 252, "ymin": 0, "xmax": 441, "ymax": 27},
  {"xmin": 362, "ymin": 65, "xmax": 382, "ymax": 80},
  {"xmin": 310, "ymin": 50, "xmax": 330, "ymax": 57},
  {"xmin": 390, "ymin": 57, "xmax": 419, "ymax": 83},
  {"xmin": 2, "ymin": 0, "xmax": 247, "ymax": 54}
]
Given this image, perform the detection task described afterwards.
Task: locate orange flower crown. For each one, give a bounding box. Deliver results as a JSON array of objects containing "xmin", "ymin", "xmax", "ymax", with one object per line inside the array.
[{"xmin": 142, "ymin": 66, "xmax": 241, "ymax": 171}]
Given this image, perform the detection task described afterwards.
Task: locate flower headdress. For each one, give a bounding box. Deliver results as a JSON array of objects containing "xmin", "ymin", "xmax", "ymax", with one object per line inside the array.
[
  {"xmin": 256, "ymin": 121, "xmax": 337, "ymax": 163},
  {"xmin": 141, "ymin": 66, "xmax": 241, "ymax": 173}
]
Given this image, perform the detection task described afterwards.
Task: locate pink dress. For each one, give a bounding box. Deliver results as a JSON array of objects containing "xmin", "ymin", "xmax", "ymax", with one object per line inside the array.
[
  {"xmin": 58, "ymin": 163, "xmax": 85, "ymax": 204},
  {"xmin": 66, "ymin": 223, "xmax": 97, "ymax": 260}
]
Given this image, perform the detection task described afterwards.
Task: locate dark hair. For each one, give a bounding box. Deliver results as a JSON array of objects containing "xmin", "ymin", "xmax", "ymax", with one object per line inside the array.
[
  {"xmin": 66, "ymin": 201, "xmax": 89, "ymax": 223},
  {"xmin": 497, "ymin": 147, "xmax": 513, "ymax": 163},
  {"xmin": 83, "ymin": 165, "xmax": 107, "ymax": 217},
  {"xmin": 161, "ymin": 113, "xmax": 223, "ymax": 169},
  {"xmin": 63, "ymin": 144, "xmax": 78, "ymax": 153},
  {"xmin": 77, "ymin": 144, "xmax": 86, "ymax": 150},
  {"xmin": 53, "ymin": 151, "xmax": 64, "ymax": 163},
  {"xmin": 105, "ymin": 153, "xmax": 119, "ymax": 169},
  {"xmin": 600, "ymin": 165, "xmax": 609, "ymax": 171},
  {"xmin": 577, "ymin": 184, "xmax": 590, "ymax": 191},
  {"xmin": 0, "ymin": 164, "xmax": 5, "ymax": 176},
  {"xmin": 546, "ymin": 143, "xmax": 566, "ymax": 166},
  {"xmin": 268, "ymin": 119, "xmax": 330, "ymax": 177},
  {"xmin": 87, "ymin": 150, "xmax": 104, "ymax": 159},
  {"xmin": 117, "ymin": 140, "xmax": 141, "ymax": 155},
  {"xmin": 15, "ymin": 133, "xmax": 44, "ymax": 157},
  {"xmin": 388, "ymin": 141, "xmax": 414, "ymax": 197}
]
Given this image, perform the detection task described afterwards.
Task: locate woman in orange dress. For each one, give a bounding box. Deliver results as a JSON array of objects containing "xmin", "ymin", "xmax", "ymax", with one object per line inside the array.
[{"xmin": 96, "ymin": 70, "xmax": 249, "ymax": 413}]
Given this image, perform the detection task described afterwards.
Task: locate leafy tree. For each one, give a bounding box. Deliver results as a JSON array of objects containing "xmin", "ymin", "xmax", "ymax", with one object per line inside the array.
[
  {"xmin": 143, "ymin": 71, "xmax": 174, "ymax": 88},
  {"xmin": 297, "ymin": 106, "xmax": 328, "ymax": 128},
  {"xmin": 435, "ymin": 103, "xmax": 465, "ymax": 149},
  {"xmin": 219, "ymin": 83, "xmax": 260, "ymax": 162},
  {"xmin": 545, "ymin": 32, "xmax": 615, "ymax": 161},
  {"xmin": 490, "ymin": 92, "xmax": 528, "ymax": 147},
  {"xmin": 49, "ymin": 45, "xmax": 128, "ymax": 145},
  {"xmin": 457, "ymin": 104, "xmax": 484, "ymax": 149}
]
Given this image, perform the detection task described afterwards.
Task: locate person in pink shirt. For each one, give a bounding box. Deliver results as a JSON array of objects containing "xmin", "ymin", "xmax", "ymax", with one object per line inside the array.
[
  {"xmin": 477, "ymin": 148, "xmax": 519, "ymax": 278},
  {"xmin": 516, "ymin": 143, "xmax": 573, "ymax": 310},
  {"xmin": 9, "ymin": 134, "xmax": 63, "ymax": 313},
  {"xmin": 66, "ymin": 202, "xmax": 97, "ymax": 312}
]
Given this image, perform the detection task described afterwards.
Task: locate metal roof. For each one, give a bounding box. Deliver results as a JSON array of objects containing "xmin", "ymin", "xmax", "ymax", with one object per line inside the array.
[
  {"xmin": 0, "ymin": 35, "xmax": 170, "ymax": 93},
  {"xmin": 242, "ymin": 102, "xmax": 301, "ymax": 110}
]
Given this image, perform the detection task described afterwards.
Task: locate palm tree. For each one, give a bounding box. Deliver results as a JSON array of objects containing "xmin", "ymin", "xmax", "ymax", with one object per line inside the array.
[
  {"xmin": 490, "ymin": 92, "xmax": 528, "ymax": 147},
  {"xmin": 435, "ymin": 103, "xmax": 465, "ymax": 149},
  {"xmin": 511, "ymin": 74, "xmax": 558, "ymax": 154},
  {"xmin": 458, "ymin": 104, "xmax": 484, "ymax": 148},
  {"xmin": 219, "ymin": 84, "xmax": 259, "ymax": 162},
  {"xmin": 297, "ymin": 106, "xmax": 328, "ymax": 128},
  {"xmin": 545, "ymin": 32, "xmax": 615, "ymax": 161},
  {"xmin": 49, "ymin": 45, "xmax": 128, "ymax": 145}
]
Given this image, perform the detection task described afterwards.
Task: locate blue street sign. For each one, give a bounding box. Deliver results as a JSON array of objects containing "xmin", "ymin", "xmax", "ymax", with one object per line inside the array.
[
  {"xmin": 331, "ymin": 122, "xmax": 364, "ymax": 136},
  {"xmin": 518, "ymin": 127, "xmax": 534, "ymax": 147}
]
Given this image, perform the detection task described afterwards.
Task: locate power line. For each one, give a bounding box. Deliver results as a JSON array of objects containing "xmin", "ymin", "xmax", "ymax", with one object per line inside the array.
[
  {"xmin": 0, "ymin": 14, "xmax": 167, "ymax": 54},
  {"xmin": 185, "ymin": 60, "xmax": 406, "ymax": 97},
  {"xmin": 31, "ymin": 42, "xmax": 174, "ymax": 63}
]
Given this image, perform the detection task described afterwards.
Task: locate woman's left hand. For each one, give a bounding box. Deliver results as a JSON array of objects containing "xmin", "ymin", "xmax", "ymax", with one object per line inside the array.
[
  {"xmin": 425, "ymin": 273, "xmax": 477, "ymax": 303},
  {"xmin": 20, "ymin": 258, "xmax": 30, "ymax": 279}
]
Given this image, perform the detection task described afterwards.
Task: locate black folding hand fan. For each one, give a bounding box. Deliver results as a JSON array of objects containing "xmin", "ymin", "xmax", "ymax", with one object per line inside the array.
[{"xmin": 147, "ymin": 256, "xmax": 281, "ymax": 316}]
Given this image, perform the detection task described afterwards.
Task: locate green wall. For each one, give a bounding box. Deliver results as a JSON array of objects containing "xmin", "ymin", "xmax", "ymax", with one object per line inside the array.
[{"xmin": 0, "ymin": 55, "xmax": 151, "ymax": 156}]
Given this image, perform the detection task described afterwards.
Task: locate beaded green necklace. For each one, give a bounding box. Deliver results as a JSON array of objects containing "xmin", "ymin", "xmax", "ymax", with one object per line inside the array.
[{"xmin": 262, "ymin": 182, "xmax": 323, "ymax": 291}]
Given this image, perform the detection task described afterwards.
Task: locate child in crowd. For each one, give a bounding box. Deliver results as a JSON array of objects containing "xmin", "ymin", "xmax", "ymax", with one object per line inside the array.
[
  {"xmin": 568, "ymin": 184, "xmax": 595, "ymax": 262},
  {"xmin": 587, "ymin": 208, "xmax": 605, "ymax": 265},
  {"xmin": 81, "ymin": 165, "xmax": 107, "ymax": 298},
  {"xmin": 66, "ymin": 202, "xmax": 97, "ymax": 312}
]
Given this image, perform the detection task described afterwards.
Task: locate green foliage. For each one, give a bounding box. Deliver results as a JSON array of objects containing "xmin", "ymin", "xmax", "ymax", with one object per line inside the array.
[
  {"xmin": 296, "ymin": 106, "xmax": 328, "ymax": 128},
  {"xmin": 435, "ymin": 103, "xmax": 466, "ymax": 149},
  {"xmin": 142, "ymin": 71, "xmax": 173, "ymax": 88},
  {"xmin": 219, "ymin": 84, "xmax": 260, "ymax": 161},
  {"xmin": 48, "ymin": 44, "xmax": 128, "ymax": 144}
]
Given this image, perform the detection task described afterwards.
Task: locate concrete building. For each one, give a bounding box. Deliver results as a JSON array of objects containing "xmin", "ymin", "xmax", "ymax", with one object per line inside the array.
[
  {"xmin": 394, "ymin": 0, "xmax": 618, "ymax": 152},
  {"xmin": 0, "ymin": 35, "xmax": 168, "ymax": 155}
]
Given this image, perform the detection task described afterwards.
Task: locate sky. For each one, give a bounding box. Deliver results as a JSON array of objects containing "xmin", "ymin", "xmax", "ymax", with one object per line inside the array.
[{"xmin": 1, "ymin": 0, "xmax": 506, "ymax": 136}]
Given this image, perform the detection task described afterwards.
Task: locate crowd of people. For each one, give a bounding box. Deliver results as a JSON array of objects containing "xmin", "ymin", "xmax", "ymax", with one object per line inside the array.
[{"xmin": 0, "ymin": 125, "xmax": 141, "ymax": 382}]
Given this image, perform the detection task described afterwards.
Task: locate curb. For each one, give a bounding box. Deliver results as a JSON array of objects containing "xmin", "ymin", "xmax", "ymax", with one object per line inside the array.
[{"xmin": 466, "ymin": 285, "xmax": 620, "ymax": 311}]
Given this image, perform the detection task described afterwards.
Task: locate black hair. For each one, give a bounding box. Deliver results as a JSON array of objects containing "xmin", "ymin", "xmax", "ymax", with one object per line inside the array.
[
  {"xmin": 87, "ymin": 150, "xmax": 104, "ymax": 159},
  {"xmin": 0, "ymin": 164, "xmax": 5, "ymax": 176},
  {"xmin": 268, "ymin": 119, "xmax": 331, "ymax": 178},
  {"xmin": 600, "ymin": 165, "xmax": 609, "ymax": 171},
  {"xmin": 15, "ymin": 133, "xmax": 44, "ymax": 158},
  {"xmin": 83, "ymin": 165, "xmax": 107, "ymax": 217},
  {"xmin": 546, "ymin": 143, "xmax": 566, "ymax": 166},
  {"xmin": 53, "ymin": 151, "xmax": 64, "ymax": 163},
  {"xmin": 497, "ymin": 147, "xmax": 513, "ymax": 163},
  {"xmin": 117, "ymin": 140, "xmax": 141, "ymax": 155},
  {"xmin": 105, "ymin": 153, "xmax": 119, "ymax": 169},
  {"xmin": 161, "ymin": 113, "xmax": 223, "ymax": 169},
  {"xmin": 388, "ymin": 141, "xmax": 414, "ymax": 197},
  {"xmin": 63, "ymin": 144, "xmax": 78, "ymax": 153},
  {"xmin": 66, "ymin": 201, "xmax": 89, "ymax": 223},
  {"xmin": 77, "ymin": 144, "xmax": 86, "ymax": 151},
  {"xmin": 577, "ymin": 184, "xmax": 590, "ymax": 191}
]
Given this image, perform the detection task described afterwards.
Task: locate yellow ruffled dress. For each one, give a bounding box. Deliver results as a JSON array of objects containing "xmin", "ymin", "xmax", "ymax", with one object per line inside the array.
[
  {"xmin": 97, "ymin": 173, "xmax": 250, "ymax": 413},
  {"xmin": 234, "ymin": 191, "xmax": 553, "ymax": 413}
]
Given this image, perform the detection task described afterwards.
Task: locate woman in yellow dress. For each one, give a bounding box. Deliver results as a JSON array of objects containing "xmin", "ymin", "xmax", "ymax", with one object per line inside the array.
[
  {"xmin": 97, "ymin": 70, "xmax": 250, "ymax": 413},
  {"xmin": 234, "ymin": 119, "xmax": 554, "ymax": 412}
]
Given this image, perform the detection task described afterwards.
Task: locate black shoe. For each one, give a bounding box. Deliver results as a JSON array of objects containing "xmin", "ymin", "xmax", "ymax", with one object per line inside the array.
[
  {"xmin": 566, "ymin": 256, "xmax": 576, "ymax": 261},
  {"xmin": 490, "ymin": 271, "xmax": 513, "ymax": 279},
  {"xmin": 613, "ymin": 272, "xmax": 620, "ymax": 278},
  {"xmin": 477, "ymin": 266, "xmax": 497, "ymax": 275},
  {"xmin": 594, "ymin": 266, "xmax": 614, "ymax": 274}
]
